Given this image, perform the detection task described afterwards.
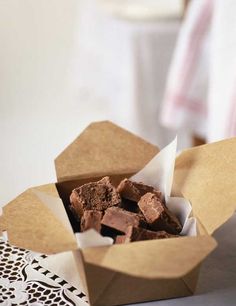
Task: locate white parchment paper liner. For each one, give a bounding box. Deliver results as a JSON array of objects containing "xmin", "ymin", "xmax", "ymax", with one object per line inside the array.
[
  {"xmin": 0, "ymin": 206, "xmax": 8, "ymax": 241},
  {"xmin": 76, "ymin": 137, "xmax": 197, "ymax": 249}
]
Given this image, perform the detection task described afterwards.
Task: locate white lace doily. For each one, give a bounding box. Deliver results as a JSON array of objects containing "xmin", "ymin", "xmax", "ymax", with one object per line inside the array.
[{"xmin": 0, "ymin": 238, "xmax": 88, "ymax": 306}]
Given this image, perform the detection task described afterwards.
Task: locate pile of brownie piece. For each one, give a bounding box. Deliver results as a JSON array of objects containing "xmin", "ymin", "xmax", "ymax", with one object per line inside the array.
[{"xmin": 69, "ymin": 177, "xmax": 182, "ymax": 243}]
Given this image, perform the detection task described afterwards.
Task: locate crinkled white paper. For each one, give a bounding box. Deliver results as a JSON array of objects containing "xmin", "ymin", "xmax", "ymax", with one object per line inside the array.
[
  {"xmin": 76, "ymin": 137, "xmax": 197, "ymax": 248},
  {"xmin": 132, "ymin": 137, "xmax": 177, "ymax": 199},
  {"xmin": 76, "ymin": 229, "xmax": 113, "ymax": 249},
  {"xmin": 0, "ymin": 206, "xmax": 8, "ymax": 241}
]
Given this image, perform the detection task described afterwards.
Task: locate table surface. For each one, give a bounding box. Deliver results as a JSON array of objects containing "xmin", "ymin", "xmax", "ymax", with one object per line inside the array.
[{"xmin": 1, "ymin": 213, "xmax": 235, "ymax": 306}]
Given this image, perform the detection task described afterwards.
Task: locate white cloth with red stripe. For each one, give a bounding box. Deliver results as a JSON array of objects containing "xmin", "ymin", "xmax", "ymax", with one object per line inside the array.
[{"xmin": 161, "ymin": 0, "xmax": 236, "ymax": 142}]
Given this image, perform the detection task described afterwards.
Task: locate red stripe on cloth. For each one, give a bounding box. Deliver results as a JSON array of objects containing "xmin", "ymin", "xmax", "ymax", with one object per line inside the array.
[
  {"xmin": 176, "ymin": 0, "xmax": 213, "ymax": 95},
  {"xmin": 166, "ymin": 92, "xmax": 207, "ymax": 115},
  {"xmin": 162, "ymin": 0, "xmax": 212, "ymax": 129}
]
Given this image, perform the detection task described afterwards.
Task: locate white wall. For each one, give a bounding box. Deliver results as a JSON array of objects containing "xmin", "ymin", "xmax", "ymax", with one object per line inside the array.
[
  {"xmin": 0, "ymin": 1, "xmax": 108, "ymax": 205},
  {"xmin": 0, "ymin": 0, "xmax": 76, "ymax": 113}
]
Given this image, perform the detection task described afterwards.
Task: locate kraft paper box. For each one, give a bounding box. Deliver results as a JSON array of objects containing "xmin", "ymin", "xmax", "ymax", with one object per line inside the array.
[{"xmin": 1, "ymin": 121, "xmax": 236, "ymax": 306}]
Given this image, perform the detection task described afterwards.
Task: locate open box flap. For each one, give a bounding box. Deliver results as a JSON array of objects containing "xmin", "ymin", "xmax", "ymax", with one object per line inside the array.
[
  {"xmin": 55, "ymin": 121, "xmax": 159, "ymax": 182},
  {"xmin": 33, "ymin": 183, "xmax": 60, "ymax": 197},
  {"xmin": 0, "ymin": 184, "xmax": 77, "ymax": 254},
  {"xmin": 84, "ymin": 263, "xmax": 194, "ymax": 306},
  {"xmin": 81, "ymin": 235, "xmax": 217, "ymax": 279},
  {"xmin": 174, "ymin": 137, "xmax": 236, "ymax": 235}
]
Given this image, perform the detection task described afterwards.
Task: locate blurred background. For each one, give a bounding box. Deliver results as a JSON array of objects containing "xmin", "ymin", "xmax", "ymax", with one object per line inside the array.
[
  {"xmin": 0, "ymin": 0, "xmax": 187, "ymax": 205},
  {"xmin": 1, "ymin": 0, "xmax": 233, "ymax": 206}
]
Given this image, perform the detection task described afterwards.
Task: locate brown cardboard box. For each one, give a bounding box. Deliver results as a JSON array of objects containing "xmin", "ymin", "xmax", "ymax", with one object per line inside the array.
[{"xmin": 1, "ymin": 121, "xmax": 235, "ymax": 306}]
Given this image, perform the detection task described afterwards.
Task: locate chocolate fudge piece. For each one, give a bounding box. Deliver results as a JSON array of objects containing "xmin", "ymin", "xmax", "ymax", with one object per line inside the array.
[
  {"xmin": 115, "ymin": 227, "xmax": 177, "ymax": 244},
  {"xmin": 117, "ymin": 178, "xmax": 162, "ymax": 202},
  {"xmin": 126, "ymin": 226, "xmax": 178, "ymax": 242},
  {"xmin": 115, "ymin": 235, "xmax": 130, "ymax": 244},
  {"xmin": 70, "ymin": 176, "xmax": 121, "ymax": 218},
  {"xmin": 138, "ymin": 193, "xmax": 182, "ymax": 234},
  {"xmin": 80, "ymin": 210, "xmax": 102, "ymax": 233},
  {"xmin": 101, "ymin": 207, "xmax": 142, "ymax": 233}
]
